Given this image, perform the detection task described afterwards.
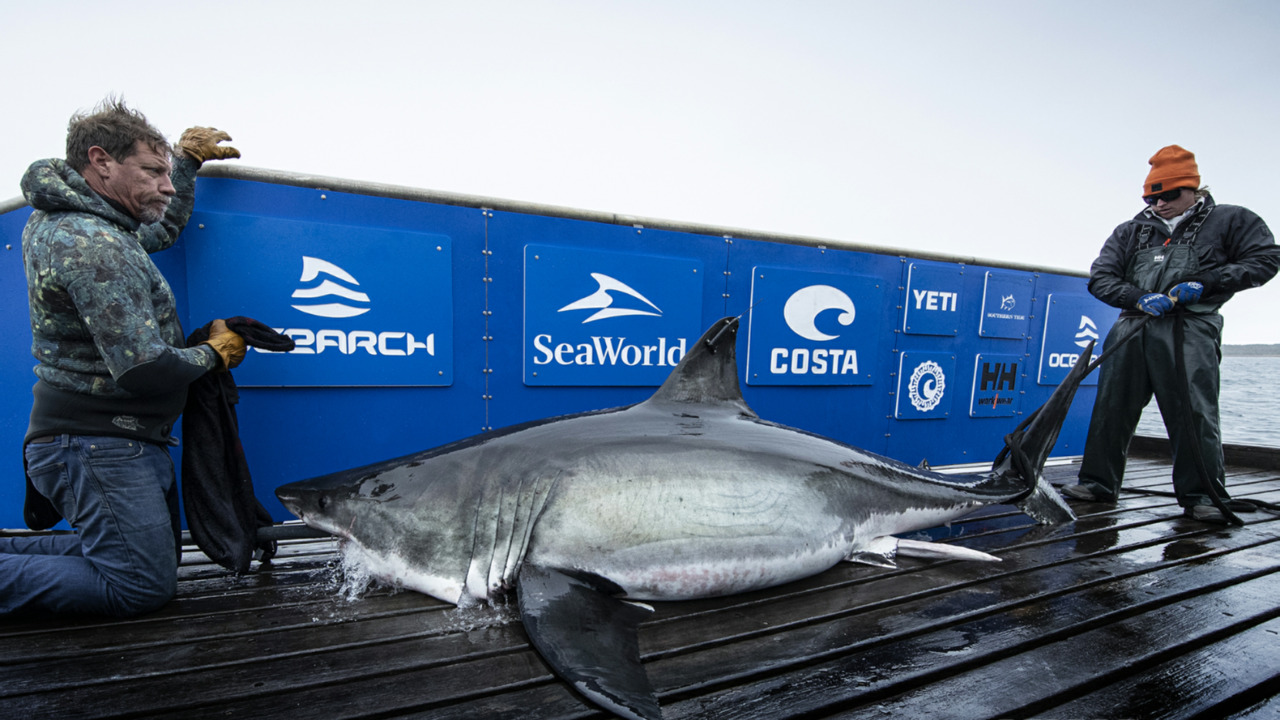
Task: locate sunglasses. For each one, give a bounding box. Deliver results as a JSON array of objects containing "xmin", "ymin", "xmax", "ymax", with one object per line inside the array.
[{"xmin": 1144, "ymin": 188, "xmax": 1185, "ymax": 205}]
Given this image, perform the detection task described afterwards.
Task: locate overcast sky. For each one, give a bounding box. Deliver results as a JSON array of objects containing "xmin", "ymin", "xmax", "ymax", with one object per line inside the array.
[{"xmin": 4, "ymin": 0, "xmax": 1278, "ymax": 343}]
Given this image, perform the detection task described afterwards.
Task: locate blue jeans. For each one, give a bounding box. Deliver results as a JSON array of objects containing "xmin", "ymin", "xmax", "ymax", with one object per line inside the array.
[{"xmin": 1, "ymin": 435, "xmax": 180, "ymax": 616}]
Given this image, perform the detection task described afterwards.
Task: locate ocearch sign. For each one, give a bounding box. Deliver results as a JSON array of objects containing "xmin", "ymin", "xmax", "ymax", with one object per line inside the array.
[
  {"xmin": 1037, "ymin": 293, "xmax": 1117, "ymax": 387},
  {"xmin": 184, "ymin": 212, "xmax": 453, "ymax": 387}
]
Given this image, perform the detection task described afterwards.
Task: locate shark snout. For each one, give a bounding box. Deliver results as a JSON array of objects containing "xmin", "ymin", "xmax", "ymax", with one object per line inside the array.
[
  {"xmin": 275, "ymin": 478, "xmax": 359, "ymax": 539},
  {"xmin": 274, "ymin": 482, "xmax": 315, "ymax": 521}
]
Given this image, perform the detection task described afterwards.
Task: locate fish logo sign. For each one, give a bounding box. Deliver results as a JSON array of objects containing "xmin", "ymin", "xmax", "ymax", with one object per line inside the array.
[
  {"xmin": 1000, "ymin": 294, "xmax": 1016, "ymax": 311},
  {"xmin": 558, "ymin": 273, "xmax": 662, "ymax": 323},
  {"xmin": 291, "ymin": 256, "xmax": 371, "ymax": 318}
]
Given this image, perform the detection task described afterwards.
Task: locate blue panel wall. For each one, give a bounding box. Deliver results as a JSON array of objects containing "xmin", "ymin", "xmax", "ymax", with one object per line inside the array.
[
  {"xmin": 2, "ymin": 207, "xmax": 35, "ymax": 527},
  {"xmin": 0, "ymin": 179, "xmax": 1118, "ymax": 528}
]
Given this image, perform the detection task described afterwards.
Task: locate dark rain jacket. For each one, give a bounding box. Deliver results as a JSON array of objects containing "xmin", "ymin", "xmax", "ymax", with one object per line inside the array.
[{"xmin": 1088, "ymin": 194, "xmax": 1280, "ymax": 315}]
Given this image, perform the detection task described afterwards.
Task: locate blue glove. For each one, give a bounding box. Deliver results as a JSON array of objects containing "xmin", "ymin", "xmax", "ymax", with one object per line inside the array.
[
  {"xmin": 1167, "ymin": 281, "xmax": 1205, "ymax": 304},
  {"xmin": 1137, "ymin": 293, "xmax": 1174, "ymax": 316}
]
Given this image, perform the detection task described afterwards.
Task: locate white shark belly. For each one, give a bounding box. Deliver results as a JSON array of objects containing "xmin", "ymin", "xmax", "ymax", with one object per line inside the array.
[
  {"xmin": 589, "ymin": 538, "xmax": 850, "ymax": 600},
  {"xmin": 525, "ymin": 472, "xmax": 856, "ymax": 600}
]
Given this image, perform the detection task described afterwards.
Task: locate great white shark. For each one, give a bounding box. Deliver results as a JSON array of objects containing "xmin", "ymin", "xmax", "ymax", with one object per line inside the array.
[{"xmin": 277, "ymin": 316, "xmax": 1087, "ymax": 720}]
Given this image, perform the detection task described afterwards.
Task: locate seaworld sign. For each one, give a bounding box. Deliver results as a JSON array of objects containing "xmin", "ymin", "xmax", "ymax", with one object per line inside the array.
[{"xmin": 523, "ymin": 244, "xmax": 703, "ymax": 386}]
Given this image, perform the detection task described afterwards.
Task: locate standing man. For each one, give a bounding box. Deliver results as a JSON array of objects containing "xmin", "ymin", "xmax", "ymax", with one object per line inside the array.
[
  {"xmin": 1, "ymin": 98, "xmax": 247, "ymax": 616},
  {"xmin": 1062, "ymin": 145, "xmax": 1279, "ymax": 523}
]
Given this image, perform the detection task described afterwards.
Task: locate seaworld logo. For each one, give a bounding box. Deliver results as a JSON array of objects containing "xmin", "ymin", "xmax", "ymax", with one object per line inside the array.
[
  {"xmin": 266, "ymin": 256, "xmax": 435, "ymax": 357},
  {"xmin": 770, "ymin": 285, "xmax": 859, "ymax": 375},
  {"xmin": 558, "ymin": 273, "xmax": 663, "ymax": 323},
  {"xmin": 532, "ymin": 271, "xmax": 685, "ymax": 368}
]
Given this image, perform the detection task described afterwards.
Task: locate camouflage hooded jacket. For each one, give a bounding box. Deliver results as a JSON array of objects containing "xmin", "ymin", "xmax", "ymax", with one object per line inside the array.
[{"xmin": 21, "ymin": 156, "xmax": 218, "ymax": 444}]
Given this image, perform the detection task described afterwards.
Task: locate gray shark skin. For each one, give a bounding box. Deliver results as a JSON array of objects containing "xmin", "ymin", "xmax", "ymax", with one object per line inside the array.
[{"xmin": 276, "ymin": 316, "xmax": 1086, "ymax": 720}]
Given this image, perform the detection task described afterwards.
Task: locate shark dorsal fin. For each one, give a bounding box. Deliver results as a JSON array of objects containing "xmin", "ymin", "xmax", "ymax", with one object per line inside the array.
[{"xmin": 645, "ymin": 316, "xmax": 755, "ymax": 415}]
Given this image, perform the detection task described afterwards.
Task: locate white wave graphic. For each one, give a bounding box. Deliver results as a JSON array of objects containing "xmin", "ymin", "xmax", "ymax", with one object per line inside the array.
[
  {"xmin": 558, "ymin": 273, "xmax": 662, "ymax": 323},
  {"xmin": 783, "ymin": 285, "xmax": 855, "ymax": 342},
  {"xmin": 292, "ymin": 256, "xmax": 371, "ymax": 318},
  {"xmin": 292, "ymin": 279, "xmax": 370, "ymax": 303},
  {"xmin": 1075, "ymin": 315, "xmax": 1099, "ymax": 348},
  {"xmin": 299, "ymin": 256, "xmax": 359, "ymax": 284}
]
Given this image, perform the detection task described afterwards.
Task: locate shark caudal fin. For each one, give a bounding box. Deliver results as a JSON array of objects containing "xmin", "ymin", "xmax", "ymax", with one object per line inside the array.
[{"xmin": 992, "ymin": 340, "xmax": 1096, "ymax": 525}]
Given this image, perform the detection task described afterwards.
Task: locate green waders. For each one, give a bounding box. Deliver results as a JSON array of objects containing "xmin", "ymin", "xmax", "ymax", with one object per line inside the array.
[{"xmin": 1078, "ymin": 238, "xmax": 1228, "ymax": 508}]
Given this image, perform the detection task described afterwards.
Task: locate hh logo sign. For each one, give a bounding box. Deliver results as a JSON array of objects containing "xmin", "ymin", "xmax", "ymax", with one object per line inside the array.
[
  {"xmin": 524, "ymin": 244, "xmax": 703, "ymax": 386},
  {"xmin": 184, "ymin": 212, "xmax": 453, "ymax": 387},
  {"xmin": 970, "ymin": 353, "xmax": 1023, "ymax": 418},
  {"xmin": 745, "ymin": 267, "xmax": 884, "ymax": 386}
]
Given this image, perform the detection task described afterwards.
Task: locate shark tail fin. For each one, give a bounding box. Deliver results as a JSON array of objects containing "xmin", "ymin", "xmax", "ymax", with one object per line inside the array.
[{"xmin": 992, "ymin": 340, "xmax": 1096, "ymax": 525}]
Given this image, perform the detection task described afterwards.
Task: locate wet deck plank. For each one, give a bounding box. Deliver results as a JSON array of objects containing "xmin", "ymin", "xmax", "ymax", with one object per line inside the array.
[{"xmin": 1, "ymin": 450, "xmax": 1278, "ymax": 719}]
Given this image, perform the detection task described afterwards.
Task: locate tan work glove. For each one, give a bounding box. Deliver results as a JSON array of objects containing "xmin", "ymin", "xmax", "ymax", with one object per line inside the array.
[
  {"xmin": 176, "ymin": 126, "xmax": 241, "ymax": 163},
  {"xmin": 202, "ymin": 319, "xmax": 247, "ymax": 371}
]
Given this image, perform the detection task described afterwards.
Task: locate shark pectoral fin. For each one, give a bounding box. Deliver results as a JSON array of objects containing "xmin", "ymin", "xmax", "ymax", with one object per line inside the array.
[
  {"xmin": 516, "ymin": 565, "xmax": 661, "ymax": 720},
  {"xmin": 896, "ymin": 538, "xmax": 1002, "ymax": 563},
  {"xmin": 844, "ymin": 536, "xmax": 900, "ymax": 568}
]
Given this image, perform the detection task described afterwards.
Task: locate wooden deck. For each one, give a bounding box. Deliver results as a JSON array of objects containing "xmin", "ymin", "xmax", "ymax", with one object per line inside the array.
[{"xmin": 3, "ymin": 443, "xmax": 1278, "ymax": 719}]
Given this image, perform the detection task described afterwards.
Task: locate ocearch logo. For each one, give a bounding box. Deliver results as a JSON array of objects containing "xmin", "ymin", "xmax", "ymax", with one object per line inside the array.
[
  {"xmin": 770, "ymin": 285, "xmax": 859, "ymax": 376},
  {"xmin": 291, "ymin": 256, "xmax": 371, "ymax": 318},
  {"xmin": 1046, "ymin": 315, "xmax": 1100, "ymax": 368},
  {"xmin": 1075, "ymin": 315, "xmax": 1099, "ymax": 348},
  {"xmin": 272, "ymin": 256, "xmax": 434, "ymax": 357}
]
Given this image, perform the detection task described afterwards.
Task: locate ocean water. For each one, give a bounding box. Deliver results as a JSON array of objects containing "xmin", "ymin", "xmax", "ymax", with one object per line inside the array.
[{"xmin": 1134, "ymin": 356, "xmax": 1280, "ymax": 448}]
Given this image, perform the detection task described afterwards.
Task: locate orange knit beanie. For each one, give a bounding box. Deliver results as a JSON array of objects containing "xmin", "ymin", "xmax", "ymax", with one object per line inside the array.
[{"xmin": 1144, "ymin": 145, "xmax": 1200, "ymax": 196}]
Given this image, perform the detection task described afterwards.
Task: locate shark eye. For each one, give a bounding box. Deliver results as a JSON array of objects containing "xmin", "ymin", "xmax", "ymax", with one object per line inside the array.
[{"xmin": 318, "ymin": 495, "xmax": 330, "ymax": 511}]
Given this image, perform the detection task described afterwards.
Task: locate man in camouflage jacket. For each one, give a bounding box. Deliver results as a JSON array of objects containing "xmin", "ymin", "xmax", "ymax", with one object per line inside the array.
[{"xmin": 1, "ymin": 98, "xmax": 246, "ymax": 616}]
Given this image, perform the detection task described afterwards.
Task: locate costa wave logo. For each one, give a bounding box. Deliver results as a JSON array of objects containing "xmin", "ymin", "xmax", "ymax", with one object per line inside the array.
[
  {"xmin": 272, "ymin": 256, "xmax": 434, "ymax": 357},
  {"xmin": 783, "ymin": 285, "xmax": 854, "ymax": 341},
  {"xmin": 558, "ymin": 273, "xmax": 662, "ymax": 323},
  {"xmin": 291, "ymin": 256, "xmax": 371, "ymax": 318},
  {"xmin": 1075, "ymin": 315, "xmax": 1099, "ymax": 348},
  {"xmin": 533, "ymin": 272, "xmax": 684, "ymax": 369},
  {"xmin": 769, "ymin": 285, "xmax": 859, "ymax": 376},
  {"xmin": 907, "ymin": 361, "xmax": 946, "ymax": 412}
]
